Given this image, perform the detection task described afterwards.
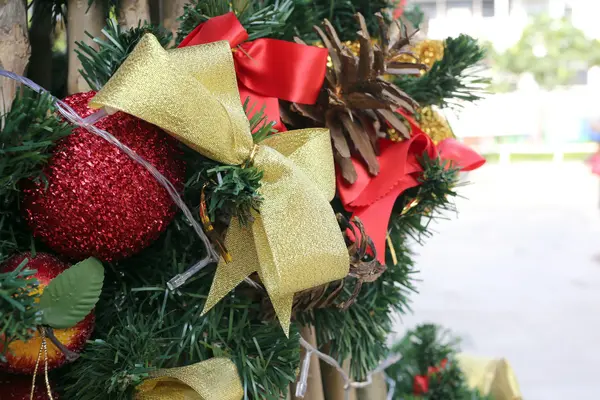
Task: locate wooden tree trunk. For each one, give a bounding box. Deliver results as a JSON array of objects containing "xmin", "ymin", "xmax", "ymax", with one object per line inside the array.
[
  {"xmin": 118, "ymin": 0, "xmax": 151, "ymax": 28},
  {"xmin": 290, "ymin": 325, "xmax": 325, "ymax": 400},
  {"xmin": 28, "ymin": 3, "xmax": 54, "ymax": 91},
  {"xmin": 67, "ymin": 0, "xmax": 105, "ymax": 94},
  {"xmin": 162, "ymin": 0, "xmax": 186, "ymax": 43},
  {"xmin": 0, "ymin": 0, "xmax": 30, "ymax": 111}
]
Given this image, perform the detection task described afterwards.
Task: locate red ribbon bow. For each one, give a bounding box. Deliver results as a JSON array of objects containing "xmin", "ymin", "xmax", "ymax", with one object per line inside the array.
[
  {"xmin": 179, "ymin": 12, "xmax": 329, "ymax": 132},
  {"xmin": 413, "ymin": 359, "xmax": 449, "ymax": 395},
  {"xmin": 338, "ymin": 112, "xmax": 485, "ymax": 263}
]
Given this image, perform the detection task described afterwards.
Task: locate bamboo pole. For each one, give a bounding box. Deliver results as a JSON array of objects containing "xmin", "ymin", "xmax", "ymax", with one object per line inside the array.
[
  {"xmin": 67, "ymin": 0, "xmax": 105, "ymax": 94},
  {"xmin": 28, "ymin": 3, "xmax": 53, "ymax": 91},
  {"xmin": 162, "ymin": 0, "xmax": 186, "ymax": 43},
  {"xmin": 118, "ymin": 0, "xmax": 151, "ymax": 28},
  {"xmin": 0, "ymin": 0, "xmax": 30, "ymax": 111},
  {"xmin": 356, "ymin": 372, "xmax": 388, "ymax": 400},
  {"xmin": 321, "ymin": 358, "xmax": 357, "ymax": 400},
  {"xmin": 291, "ymin": 325, "xmax": 325, "ymax": 400}
]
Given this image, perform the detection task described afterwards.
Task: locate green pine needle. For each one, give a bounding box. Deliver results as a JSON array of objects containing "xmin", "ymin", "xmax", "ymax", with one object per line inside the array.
[
  {"xmin": 0, "ymin": 88, "xmax": 72, "ymax": 263},
  {"xmin": 0, "ymin": 258, "xmax": 41, "ymax": 362},
  {"xmin": 77, "ymin": 19, "xmax": 173, "ymax": 91},
  {"xmin": 390, "ymin": 153, "xmax": 460, "ymax": 245},
  {"xmin": 396, "ymin": 35, "xmax": 489, "ymax": 109},
  {"xmin": 177, "ymin": 0, "xmax": 295, "ymax": 44}
]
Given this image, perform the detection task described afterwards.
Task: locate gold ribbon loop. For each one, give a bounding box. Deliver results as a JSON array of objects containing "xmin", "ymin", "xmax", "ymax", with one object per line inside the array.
[
  {"xmin": 135, "ymin": 358, "xmax": 244, "ymax": 400},
  {"xmin": 91, "ymin": 34, "xmax": 349, "ymax": 334}
]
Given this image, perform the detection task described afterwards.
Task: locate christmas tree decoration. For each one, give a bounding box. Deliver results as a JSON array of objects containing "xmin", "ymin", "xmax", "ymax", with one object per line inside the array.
[
  {"xmin": 178, "ymin": 12, "xmax": 328, "ymax": 132},
  {"xmin": 23, "ymin": 91, "xmax": 185, "ymax": 262},
  {"xmin": 90, "ymin": 34, "xmax": 348, "ymax": 334},
  {"xmin": 285, "ymin": 13, "xmax": 427, "ymax": 184},
  {"xmin": 0, "ymin": 3, "xmax": 497, "ymax": 398},
  {"xmin": 0, "ymin": 253, "xmax": 98, "ymax": 374},
  {"xmin": 0, "ymin": 372, "xmax": 59, "ymax": 399}
]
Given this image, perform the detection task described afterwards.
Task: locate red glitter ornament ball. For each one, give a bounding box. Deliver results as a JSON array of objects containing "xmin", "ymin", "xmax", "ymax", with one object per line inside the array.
[
  {"xmin": 23, "ymin": 92, "xmax": 185, "ymax": 262},
  {"xmin": 0, "ymin": 372, "xmax": 59, "ymax": 399},
  {"xmin": 0, "ymin": 253, "xmax": 95, "ymax": 374}
]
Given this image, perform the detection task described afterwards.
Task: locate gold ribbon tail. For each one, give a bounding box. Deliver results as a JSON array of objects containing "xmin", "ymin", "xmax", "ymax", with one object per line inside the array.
[{"xmin": 136, "ymin": 358, "xmax": 243, "ymax": 400}]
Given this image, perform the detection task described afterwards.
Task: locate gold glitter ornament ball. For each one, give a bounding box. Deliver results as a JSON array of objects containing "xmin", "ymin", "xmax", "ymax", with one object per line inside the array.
[
  {"xmin": 397, "ymin": 39, "xmax": 445, "ymax": 71},
  {"xmin": 418, "ymin": 107, "xmax": 455, "ymax": 144}
]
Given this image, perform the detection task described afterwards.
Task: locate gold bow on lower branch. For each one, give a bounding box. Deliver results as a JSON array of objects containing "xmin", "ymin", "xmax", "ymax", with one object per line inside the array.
[
  {"xmin": 90, "ymin": 34, "xmax": 349, "ymax": 335},
  {"xmin": 136, "ymin": 358, "xmax": 243, "ymax": 400}
]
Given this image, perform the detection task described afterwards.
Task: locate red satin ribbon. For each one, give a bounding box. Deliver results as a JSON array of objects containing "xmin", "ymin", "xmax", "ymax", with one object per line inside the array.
[
  {"xmin": 179, "ymin": 12, "xmax": 328, "ymax": 132},
  {"xmin": 338, "ymin": 112, "xmax": 485, "ymax": 263}
]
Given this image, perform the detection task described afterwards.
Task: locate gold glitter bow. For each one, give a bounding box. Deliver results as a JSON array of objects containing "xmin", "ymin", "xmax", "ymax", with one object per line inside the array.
[
  {"xmin": 90, "ymin": 34, "xmax": 349, "ymax": 335},
  {"xmin": 135, "ymin": 358, "xmax": 243, "ymax": 400}
]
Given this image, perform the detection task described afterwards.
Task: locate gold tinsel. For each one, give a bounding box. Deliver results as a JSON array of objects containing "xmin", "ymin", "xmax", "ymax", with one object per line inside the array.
[
  {"xmin": 395, "ymin": 39, "xmax": 444, "ymax": 72},
  {"xmin": 418, "ymin": 106, "xmax": 454, "ymax": 144}
]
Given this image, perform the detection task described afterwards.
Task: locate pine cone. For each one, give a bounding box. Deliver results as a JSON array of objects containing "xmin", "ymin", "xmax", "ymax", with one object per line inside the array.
[{"xmin": 285, "ymin": 13, "xmax": 426, "ymax": 184}]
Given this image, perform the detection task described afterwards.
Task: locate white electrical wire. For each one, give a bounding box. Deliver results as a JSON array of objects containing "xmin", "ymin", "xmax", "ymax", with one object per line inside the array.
[
  {"xmin": 0, "ymin": 70, "xmax": 220, "ymax": 288},
  {"xmin": 296, "ymin": 337, "xmax": 400, "ymax": 398}
]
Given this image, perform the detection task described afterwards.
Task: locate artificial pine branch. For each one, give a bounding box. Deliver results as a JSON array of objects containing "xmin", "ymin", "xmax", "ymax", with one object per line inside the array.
[
  {"xmin": 176, "ymin": 0, "xmax": 395, "ymax": 43},
  {"xmin": 177, "ymin": 0, "xmax": 295, "ymax": 44},
  {"xmin": 0, "ymin": 259, "xmax": 41, "ymax": 362},
  {"xmin": 390, "ymin": 154, "xmax": 460, "ymax": 244},
  {"xmin": 0, "ymin": 88, "xmax": 72, "ymax": 262},
  {"xmin": 396, "ymin": 35, "xmax": 488, "ymax": 108},
  {"xmin": 282, "ymin": 0, "xmax": 395, "ymax": 42},
  {"xmin": 76, "ymin": 19, "xmax": 173, "ymax": 91}
]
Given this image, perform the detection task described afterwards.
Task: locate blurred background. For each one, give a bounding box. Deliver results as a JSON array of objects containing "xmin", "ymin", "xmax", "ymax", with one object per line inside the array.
[{"xmin": 393, "ymin": 1, "xmax": 600, "ymax": 399}]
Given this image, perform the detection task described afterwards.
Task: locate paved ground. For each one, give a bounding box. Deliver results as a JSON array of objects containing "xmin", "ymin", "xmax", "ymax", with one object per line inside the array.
[{"xmin": 392, "ymin": 161, "xmax": 600, "ymax": 400}]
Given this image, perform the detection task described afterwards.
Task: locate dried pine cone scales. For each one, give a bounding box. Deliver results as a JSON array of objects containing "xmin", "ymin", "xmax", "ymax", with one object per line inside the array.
[{"xmin": 288, "ymin": 13, "xmax": 427, "ymax": 184}]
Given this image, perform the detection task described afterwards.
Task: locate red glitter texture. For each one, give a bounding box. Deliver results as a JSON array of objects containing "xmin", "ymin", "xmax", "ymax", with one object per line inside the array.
[
  {"xmin": 23, "ymin": 91, "xmax": 185, "ymax": 262},
  {"xmin": 0, "ymin": 253, "xmax": 95, "ymax": 375},
  {"xmin": 0, "ymin": 372, "xmax": 59, "ymax": 399}
]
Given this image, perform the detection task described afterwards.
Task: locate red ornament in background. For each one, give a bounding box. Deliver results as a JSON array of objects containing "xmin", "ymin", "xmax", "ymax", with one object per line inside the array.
[
  {"xmin": 0, "ymin": 372, "xmax": 58, "ymax": 399},
  {"xmin": 0, "ymin": 253, "xmax": 95, "ymax": 374},
  {"xmin": 23, "ymin": 92, "xmax": 185, "ymax": 262},
  {"xmin": 413, "ymin": 359, "xmax": 449, "ymax": 395}
]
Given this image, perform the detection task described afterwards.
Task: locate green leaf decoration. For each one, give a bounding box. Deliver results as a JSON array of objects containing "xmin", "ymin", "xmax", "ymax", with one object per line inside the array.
[{"xmin": 38, "ymin": 257, "xmax": 104, "ymax": 329}]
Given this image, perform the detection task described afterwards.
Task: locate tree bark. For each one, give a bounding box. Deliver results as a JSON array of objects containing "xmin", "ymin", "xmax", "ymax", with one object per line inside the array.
[
  {"xmin": 67, "ymin": 0, "xmax": 105, "ymax": 94},
  {"xmin": 0, "ymin": 0, "xmax": 30, "ymax": 112},
  {"xmin": 162, "ymin": 0, "xmax": 186, "ymax": 43},
  {"xmin": 290, "ymin": 325, "xmax": 325, "ymax": 400},
  {"xmin": 28, "ymin": 3, "xmax": 54, "ymax": 91},
  {"xmin": 118, "ymin": 0, "xmax": 151, "ymax": 29}
]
